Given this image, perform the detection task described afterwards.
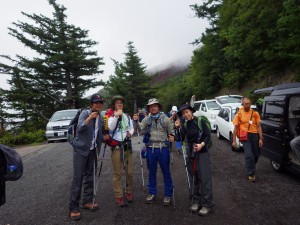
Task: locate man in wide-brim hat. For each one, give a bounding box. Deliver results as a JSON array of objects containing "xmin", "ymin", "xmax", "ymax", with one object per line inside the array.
[{"xmin": 133, "ymin": 98, "xmax": 175, "ymax": 206}]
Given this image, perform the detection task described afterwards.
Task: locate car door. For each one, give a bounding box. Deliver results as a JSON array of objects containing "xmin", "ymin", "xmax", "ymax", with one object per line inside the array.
[{"xmin": 261, "ymin": 95, "xmax": 288, "ymax": 163}]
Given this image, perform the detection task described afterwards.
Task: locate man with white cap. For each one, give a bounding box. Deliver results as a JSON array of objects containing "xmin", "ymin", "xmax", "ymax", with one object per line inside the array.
[
  {"xmin": 168, "ymin": 106, "xmax": 183, "ymax": 154},
  {"xmin": 133, "ymin": 98, "xmax": 175, "ymax": 206}
]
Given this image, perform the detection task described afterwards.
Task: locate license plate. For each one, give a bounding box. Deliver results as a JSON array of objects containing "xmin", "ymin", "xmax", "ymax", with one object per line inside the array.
[{"xmin": 57, "ymin": 132, "xmax": 64, "ymax": 136}]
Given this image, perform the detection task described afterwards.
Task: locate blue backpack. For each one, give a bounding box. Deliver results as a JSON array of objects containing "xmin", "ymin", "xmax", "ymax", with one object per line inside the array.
[{"xmin": 0, "ymin": 144, "xmax": 23, "ymax": 181}]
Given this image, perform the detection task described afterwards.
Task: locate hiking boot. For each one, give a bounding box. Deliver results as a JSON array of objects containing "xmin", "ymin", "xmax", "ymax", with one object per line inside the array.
[
  {"xmin": 69, "ymin": 211, "xmax": 81, "ymax": 221},
  {"xmin": 248, "ymin": 175, "xmax": 256, "ymax": 182},
  {"xmin": 163, "ymin": 196, "xmax": 171, "ymax": 206},
  {"xmin": 199, "ymin": 207, "xmax": 211, "ymax": 216},
  {"xmin": 126, "ymin": 192, "xmax": 134, "ymax": 202},
  {"xmin": 82, "ymin": 203, "xmax": 99, "ymax": 210},
  {"xmin": 116, "ymin": 197, "xmax": 125, "ymax": 207},
  {"xmin": 190, "ymin": 203, "xmax": 200, "ymax": 213},
  {"xmin": 146, "ymin": 195, "xmax": 157, "ymax": 204}
]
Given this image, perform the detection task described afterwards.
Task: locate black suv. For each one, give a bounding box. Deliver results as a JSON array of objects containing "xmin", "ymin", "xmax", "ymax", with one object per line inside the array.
[{"xmin": 254, "ymin": 83, "xmax": 300, "ymax": 175}]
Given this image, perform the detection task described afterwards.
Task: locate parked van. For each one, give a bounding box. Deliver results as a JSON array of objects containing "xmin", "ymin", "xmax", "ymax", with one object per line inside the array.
[
  {"xmin": 254, "ymin": 83, "xmax": 300, "ymax": 175},
  {"xmin": 45, "ymin": 109, "xmax": 78, "ymax": 143},
  {"xmin": 193, "ymin": 99, "xmax": 221, "ymax": 131}
]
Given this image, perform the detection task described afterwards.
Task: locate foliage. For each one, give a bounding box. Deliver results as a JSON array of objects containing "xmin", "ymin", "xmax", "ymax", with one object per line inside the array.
[{"xmin": 0, "ymin": 129, "xmax": 45, "ymax": 146}]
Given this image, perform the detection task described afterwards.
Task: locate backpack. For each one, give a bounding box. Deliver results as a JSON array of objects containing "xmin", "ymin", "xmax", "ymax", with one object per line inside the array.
[
  {"xmin": 143, "ymin": 113, "xmax": 167, "ymax": 144},
  {"xmin": 67, "ymin": 108, "xmax": 85, "ymax": 144},
  {"xmin": 184, "ymin": 116, "xmax": 212, "ymax": 148},
  {"xmin": 0, "ymin": 144, "xmax": 23, "ymax": 181}
]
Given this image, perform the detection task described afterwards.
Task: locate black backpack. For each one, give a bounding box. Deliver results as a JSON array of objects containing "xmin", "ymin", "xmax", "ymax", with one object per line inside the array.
[
  {"xmin": 0, "ymin": 144, "xmax": 23, "ymax": 181},
  {"xmin": 67, "ymin": 108, "xmax": 85, "ymax": 144}
]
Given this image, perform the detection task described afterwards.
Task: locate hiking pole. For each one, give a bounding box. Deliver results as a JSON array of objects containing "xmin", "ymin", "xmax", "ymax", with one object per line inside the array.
[
  {"xmin": 168, "ymin": 134, "xmax": 176, "ymax": 210},
  {"xmin": 182, "ymin": 143, "xmax": 190, "ymax": 189},
  {"xmin": 120, "ymin": 123, "xmax": 128, "ymax": 207},
  {"xmin": 136, "ymin": 129, "xmax": 145, "ymax": 190},
  {"xmin": 92, "ymin": 143, "xmax": 107, "ymax": 208},
  {"xmin": 191, "ymin": 156, "xmax": 196, "ymax": 212}
]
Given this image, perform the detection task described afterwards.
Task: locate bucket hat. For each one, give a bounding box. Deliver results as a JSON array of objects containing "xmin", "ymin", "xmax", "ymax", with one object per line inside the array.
[
  {"xmin": 147, "ymin": 98, "xmax": 162, "ymax": 110},
  {"xmin": 177, "ymin": 104, "xmax": 195, "ymax": 117}
]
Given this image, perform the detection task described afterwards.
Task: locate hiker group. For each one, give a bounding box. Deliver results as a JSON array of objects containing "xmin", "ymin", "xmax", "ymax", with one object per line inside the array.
[{"xmin": 67, "ymin": 94, "xmax": 263, "ymax": 221}]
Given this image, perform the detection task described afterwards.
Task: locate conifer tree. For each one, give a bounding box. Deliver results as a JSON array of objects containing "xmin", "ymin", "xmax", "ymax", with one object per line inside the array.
[
  {"xmin": 107, "ymin": 41, "xmax": 151, "ymax": 113},
  {"xmin": 0, "ymin": 0, "xmax": 104, "ymax": 124}
]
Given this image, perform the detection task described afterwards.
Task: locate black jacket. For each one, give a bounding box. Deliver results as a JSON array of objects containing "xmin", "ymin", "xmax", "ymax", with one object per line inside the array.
[{"xmin": 175, "ymin": 117, "xmax": 211, "ymax": 154}]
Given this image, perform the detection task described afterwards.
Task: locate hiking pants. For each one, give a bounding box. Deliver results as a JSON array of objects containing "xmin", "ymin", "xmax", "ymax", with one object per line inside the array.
[
  {"xmin": 187, "ymin": 150, "xmax": 214, "ymax": 208},
  {"xmin": 146, "ymin": 146, "xmax": 173, "ymax": 197},
  {"xmin": 290, "ymin": 135, "xmax": 300, "ymax": 160},
  {"xmin": 242, "ymin": 133, "xmax": 261, "ymax": 176},
  {"xmin": 69, "ymin": 149, "xmax": 95, "ymax": 211},
  {"xmin": 111, "ymin": 146, "xmax": 133, "ymax": 198}
]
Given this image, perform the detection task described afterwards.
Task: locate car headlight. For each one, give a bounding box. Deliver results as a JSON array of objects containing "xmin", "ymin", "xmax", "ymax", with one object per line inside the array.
[{"xmin": 46, "ymin": 125, "xmax": 53, "ymax": 131}]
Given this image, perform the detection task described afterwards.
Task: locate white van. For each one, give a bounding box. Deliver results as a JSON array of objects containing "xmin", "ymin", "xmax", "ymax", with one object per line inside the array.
[{"xmin": 193, "ymin": 99, "xmax": 221, "ymax": 131}]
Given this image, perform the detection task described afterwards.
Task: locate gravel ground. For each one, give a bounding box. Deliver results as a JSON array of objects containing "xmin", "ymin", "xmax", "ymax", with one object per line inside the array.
[{"xmin": 1, "ymin": 134, "xmax": 300, "ymax": 225}]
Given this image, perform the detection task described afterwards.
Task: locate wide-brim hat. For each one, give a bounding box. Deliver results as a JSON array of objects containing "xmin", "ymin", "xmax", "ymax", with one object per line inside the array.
[
  {"xmin": 177, "ymin": 104, "xmax": 195, "ymax": 117},
  {"xmin": 146, "ymin": 98, "xmax": 162, "ymax": 110}
]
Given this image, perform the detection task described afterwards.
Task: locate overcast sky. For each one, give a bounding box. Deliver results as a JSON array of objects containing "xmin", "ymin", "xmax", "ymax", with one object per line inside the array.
[{"xmin": 0, "ymin": 0, "xmax": 208, "ymax": 96}]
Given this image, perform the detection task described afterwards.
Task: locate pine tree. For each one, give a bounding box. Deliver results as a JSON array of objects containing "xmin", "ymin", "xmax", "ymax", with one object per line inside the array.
[
  {"xmin": 107, "ymin": 41, "xmax": 151, "ymax": 113},
  {"xmin": 0, "ymin": 0, "xmax": 104, "ymax": 126}
]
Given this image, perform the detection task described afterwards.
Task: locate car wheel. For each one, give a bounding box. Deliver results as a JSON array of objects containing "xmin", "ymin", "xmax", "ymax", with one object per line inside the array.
[
  {"xmin": 216, "ymin": 127, "xmax": 223, "ymax": 140},
  {"xmin": 270, "ymin": 160, "xmax": 283, "ymax": 172}
]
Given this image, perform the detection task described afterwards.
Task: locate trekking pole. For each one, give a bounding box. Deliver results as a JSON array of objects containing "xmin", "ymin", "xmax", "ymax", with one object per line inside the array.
[
  {"xmin": 168, "ymin": 133, "xmax": 176, "ymax": 209},
  {"xmin": 92, "ymin": 143, "xmax": 107, "ymax": 208},
  {"xmin": 182, "ymin": 142, "xmax": 190, "ymax": 189},
  {"xmin": 136, "ymin": 129, "xmax": 145, "ymax": 190},
  {"xmin": 120, "ymin": 123, "xmax": 128, "ymax": 206},
  {"xmin": 191, "ymin": 156, "xmax": 196, "ymax": 211}
]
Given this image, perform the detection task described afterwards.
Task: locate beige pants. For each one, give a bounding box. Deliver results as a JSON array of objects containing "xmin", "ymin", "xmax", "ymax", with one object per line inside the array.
[{"xmin": 111, "ymin": 146, "xmax": 133, "ymax": 198}]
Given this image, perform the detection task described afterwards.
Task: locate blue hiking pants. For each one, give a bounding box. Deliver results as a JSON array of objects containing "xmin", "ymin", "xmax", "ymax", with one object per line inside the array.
[{"xmin": 146, "ymin": 146, "xmax": 173, "ymax": 197}]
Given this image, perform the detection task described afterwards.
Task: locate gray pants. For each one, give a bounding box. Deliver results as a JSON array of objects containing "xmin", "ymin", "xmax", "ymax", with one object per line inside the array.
[
  {"xmin": 242, "ymin": 133, "xmax": 261, "ymax": 176},
  {"xmin": 187, "ymin": 151, "xmax": 215, "ymax": 208},
  {"xmin": 69, "ymin": 149, "xmax": 95, "ymax": 211},
  {"xmin": 290, "ymin": 135, "xmax": 300, "ymax": 160}
]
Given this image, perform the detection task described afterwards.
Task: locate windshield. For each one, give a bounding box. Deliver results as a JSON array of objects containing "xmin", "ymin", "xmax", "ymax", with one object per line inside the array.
[
  {"xmin": 207, "ymin": 101, "xmax": 221, "ymax": 110},
  {"xmin": 50, "ymin": 110, "xmax": 77, "ymax": 122},
  {"xmin": 217, "ymin": 96, "xmax": 242, "ymax": 104}
]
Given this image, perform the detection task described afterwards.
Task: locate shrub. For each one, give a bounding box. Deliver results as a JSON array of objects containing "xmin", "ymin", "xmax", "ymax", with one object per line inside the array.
[{"xmin": 0, "ymin": 129, "xmax": 45, "ymax": 146}]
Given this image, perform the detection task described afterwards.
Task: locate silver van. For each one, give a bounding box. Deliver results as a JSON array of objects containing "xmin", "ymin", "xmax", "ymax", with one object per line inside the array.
[{"xmin": 45, "ymin": 109, "xmax": 78, "ymax": 143}]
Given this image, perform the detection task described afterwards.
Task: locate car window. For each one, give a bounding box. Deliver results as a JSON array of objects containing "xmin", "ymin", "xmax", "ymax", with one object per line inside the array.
[
  {"xmin": 201, "ymin": 103, "xmax": 207, "ymax": 112},
  {"xmin": 206, "ymin": 101, "xmax": 221, "ymax": 110},
  {"xmin": 193, "ymin": 102, "xmax": 201, "ymax": 111},
  {"xmin": 264, "ymin": 101, "xmax": 285, "ymax": 122},
  {"xmin": 289, "ymin": 96, "xmax": 300, "ymax": 118},
  {"xmin": 51, "ymin": 110, "xmax": 77, "ymax": 122},
  {"xmin": 217, "ymin": 96, "xmax": 242, "ymax": 104},
  {"xmin": 218, "ymin": 109, "xmax": 224, "ymax": 118},
  {"xmin": 223, "ymin": 109, "xmax": 229, "ymax": 121}
]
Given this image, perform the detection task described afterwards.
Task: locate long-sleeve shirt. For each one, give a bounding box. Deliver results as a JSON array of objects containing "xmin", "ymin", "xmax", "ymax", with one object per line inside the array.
[{"xmin": 108, "ymin": 113, "xmax": 134, "ymax": 141}]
